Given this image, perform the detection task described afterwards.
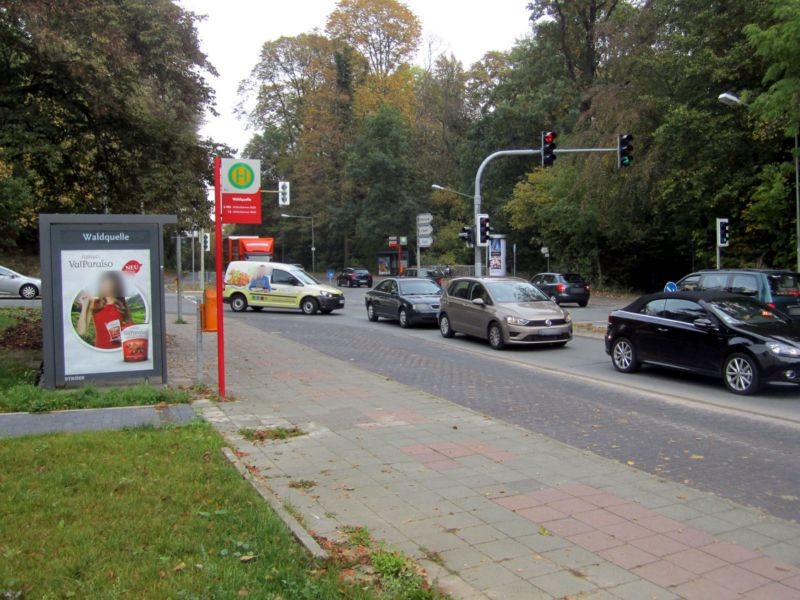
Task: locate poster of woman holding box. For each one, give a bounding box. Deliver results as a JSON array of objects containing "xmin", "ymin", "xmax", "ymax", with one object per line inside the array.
[{"xmin": 61, "ymin": 249, "xmax": 153, "ymax": 376}]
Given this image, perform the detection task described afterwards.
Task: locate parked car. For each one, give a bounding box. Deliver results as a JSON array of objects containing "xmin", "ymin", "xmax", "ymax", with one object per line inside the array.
[
  {"xmin": 438, "ymin": 277, "xmax": 572, "ymax": 349},
  {"xmin": 365, "ymin": 277, "xmax": 442, "ymax": 327},
  {"xmin": 677, "ymin": 269, "xmax": 800, "ymax": 321},
  {"xmin": 401, "ymin": 267, "xmax": 443, "ymax": 286},
  {"xmin": 530, "ymin": 272, "xmax": 590, "ymax": 306},
  {"xmin": 606, "ymin": 290, "xmax": 800, "ymax": 395},
  {"xmin": 223, "ymin": 261, "xmax": 344, "ymax": 314},
  {"xmin": 337, "ymin": 267, "xmax": 373, "ymax": 288},
  {"xmin": 0, "ymin": 266, "xmax": 40, "ymax": 299}
]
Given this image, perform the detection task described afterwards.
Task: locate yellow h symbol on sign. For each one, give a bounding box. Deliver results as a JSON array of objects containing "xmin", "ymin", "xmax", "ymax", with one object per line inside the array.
[{"xmin": 228, "ymin": 163, "xmax": 254, "ymax": 189}]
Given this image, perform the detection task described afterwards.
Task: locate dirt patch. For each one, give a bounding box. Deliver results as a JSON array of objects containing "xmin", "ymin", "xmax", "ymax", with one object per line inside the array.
[{"xmin": 0, "ymin": 316, "xmax": 42, "ymax": 351}]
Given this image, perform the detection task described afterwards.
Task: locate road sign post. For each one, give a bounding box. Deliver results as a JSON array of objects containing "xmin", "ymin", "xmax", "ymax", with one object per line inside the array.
[{"xmin": 416, "ymin": 213, "xmax": 434, "ymax": 268}]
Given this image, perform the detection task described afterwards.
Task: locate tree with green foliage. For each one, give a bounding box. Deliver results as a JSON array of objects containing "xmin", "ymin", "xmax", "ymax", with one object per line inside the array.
[{"xmin": 0, "ymin": 0, "xmax": 216, "ymax": 248}]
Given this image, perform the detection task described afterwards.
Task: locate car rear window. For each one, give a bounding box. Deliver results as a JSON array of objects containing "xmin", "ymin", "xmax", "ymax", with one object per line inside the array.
[
  {"xmin": 769, "ymin": 273, "xmax": 800, "ymax": 297},
  {"xmin": 354, "ymin": 269, "xmax": 369, "ymax": 275},
  {"xmin": 562, "ymin": 273, "xmax": 585, "ymax": 283}
]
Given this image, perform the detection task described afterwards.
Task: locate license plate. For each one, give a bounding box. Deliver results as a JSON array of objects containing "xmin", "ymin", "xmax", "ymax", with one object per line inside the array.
[
  {"xmin": 789, "ymin": 306, "xmax": 800, "ymax": 316},
  {"xmin": 539, "ymin": 329, "xmax": 561, "ymax": 336}
]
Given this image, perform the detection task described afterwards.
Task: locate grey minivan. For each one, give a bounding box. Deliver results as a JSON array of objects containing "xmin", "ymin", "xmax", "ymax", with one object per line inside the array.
[{"xmin": 438, "ymin": 277, "xmax": 572, "ymax": 349}]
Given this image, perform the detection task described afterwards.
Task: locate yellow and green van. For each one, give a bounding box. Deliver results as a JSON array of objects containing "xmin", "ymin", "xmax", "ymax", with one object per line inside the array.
[{"xmin": 222, "ymin": 261, "xmax": 345, "ymax": 315}]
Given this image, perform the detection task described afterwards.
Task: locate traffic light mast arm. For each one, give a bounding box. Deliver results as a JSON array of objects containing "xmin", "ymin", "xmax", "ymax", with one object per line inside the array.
[{"xmin": 474, "ymin": 149, "xmax": 540, "ymax": 276}]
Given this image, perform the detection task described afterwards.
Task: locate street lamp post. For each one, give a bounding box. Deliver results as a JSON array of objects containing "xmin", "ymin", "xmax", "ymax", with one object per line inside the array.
[
  {"xmin": 281, "ymin": 213, "xmax": 315, "ymax": 273},
  {"xmin": 718, "ymin": 91, "xmax": 800, "ymax": 271}
]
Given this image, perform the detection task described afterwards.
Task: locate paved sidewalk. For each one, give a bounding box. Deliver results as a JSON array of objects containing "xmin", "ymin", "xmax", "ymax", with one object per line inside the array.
[
  {"xmin": 170, "ymin": 316, "xmax": 800, "ymax": 599},
  {"xmin": 0, "ymin": 404, "xmax": 195, "ymax": 438}
]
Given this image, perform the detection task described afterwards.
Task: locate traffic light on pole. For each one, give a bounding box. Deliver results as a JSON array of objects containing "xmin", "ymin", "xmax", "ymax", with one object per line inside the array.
[
  {"xmin": 458, "ymin": 225, "xmax": 474, "ymax": 246},
  {"xmin": 717, "ymin": 218, "xmax": 730, "ymax": 248},
  {"xmin": 203, "ymin": 232, "xmax": 211, "ymax": 252},
  {"xmin": 617, "ymin": 133, "xmax": 633, "ymax": 168},
  {"xmin": 541, "ymin": 131, "xmax": 558, "ymax": 167},
  {"xmin": 477, "ymin": 214, "xmax": 491, "ymax": 246},
  {"xmin": 278, "ymin": 181, "xmax": 290, "ymax": 206}
]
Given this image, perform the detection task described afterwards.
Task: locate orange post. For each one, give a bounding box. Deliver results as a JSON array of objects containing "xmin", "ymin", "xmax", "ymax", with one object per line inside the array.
[{"xmin": 201, "ymin": 288, "xmax": 218, "ymax": 332}]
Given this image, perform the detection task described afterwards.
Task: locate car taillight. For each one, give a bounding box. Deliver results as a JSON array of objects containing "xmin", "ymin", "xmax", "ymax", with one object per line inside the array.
[
  {"xmin": 768, "ymin": 303, "xmax": 776, "ymax": 309},
  {"xmin": 556, "ymin": 283, "xmax": 566, "ymax": 293},
  {"xmin": 437, "ymin": 278, "xmax": 443, "ymax": 286}
]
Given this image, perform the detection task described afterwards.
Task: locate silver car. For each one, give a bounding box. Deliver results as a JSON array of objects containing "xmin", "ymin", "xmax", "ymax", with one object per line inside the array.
[
  {"xmin": 438, "ymin": 277, "xmax": 572, "ymax": 349},
  {"xmin": 0, "ymin": 266, "xmax": 41, "ymax": 299}
]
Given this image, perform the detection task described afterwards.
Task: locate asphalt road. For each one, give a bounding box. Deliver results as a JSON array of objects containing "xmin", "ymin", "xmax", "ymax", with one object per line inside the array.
[{"xmin": 209, "ymin": 285, "xmax": 800, "ymax": 522}]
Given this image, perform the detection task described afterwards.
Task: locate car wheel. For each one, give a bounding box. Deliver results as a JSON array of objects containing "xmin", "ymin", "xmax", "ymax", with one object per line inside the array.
[
  {"xmin": 348, "ymin": 280, "xmax": 355, "ymax": 288},
  {"xmin": 578, "ymin": 300, "xmax": 588, "ymax": 308},
  {"xmin": 301, "ymin": 297, "xmax": 319, "ymax": 315},
  {"xmin": 724, "ymin": 353, "xmax": 760, "ymax": 395},
  {"xmin": 251, "ymin": 306, "xmax": 263, "ymax": 312},
  {"xmin": 488, "ymin": 322, "xmax": 505, "ymax": 350},
  {"xmin": 398, "ymin": 308, "xmax": 410, "ymax": 328},
  {"xmin": 366, "ymin": 303, "xmax": 379, "ymax": 322},
  {"xmin": 19, "ymin": 284, "xmax": 38, "ymax": 299},
  {"xmin": 439, "ymin": 313, "xmax": 455, "ymax": 338},
  {"xmin": 337, "ymin": 279, "xmax": 343, "ymax": 287},
  {"xmin": 611, "ymin": 337, "xmax": 641, "ymax": 373},
  {"xmin": 230, "ymin": 294, "xmax": 248, "ymax": 312}
]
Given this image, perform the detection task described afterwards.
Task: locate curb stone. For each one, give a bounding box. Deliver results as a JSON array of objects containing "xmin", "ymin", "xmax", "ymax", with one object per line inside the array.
[{"xmin": 220, "ymin": 445, "xmax": 329, "ymax": 562}]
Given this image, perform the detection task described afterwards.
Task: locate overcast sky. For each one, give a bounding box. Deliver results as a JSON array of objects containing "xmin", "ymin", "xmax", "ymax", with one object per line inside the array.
[{"xmin": 179, "ymin": 0, "xmax": 533, "ymax": 154}]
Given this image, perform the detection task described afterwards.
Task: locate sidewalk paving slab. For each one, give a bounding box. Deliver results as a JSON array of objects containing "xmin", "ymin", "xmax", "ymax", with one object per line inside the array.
[{"xmin": 170, "ymin": 316, "xmax": 800, "ymax": 599}]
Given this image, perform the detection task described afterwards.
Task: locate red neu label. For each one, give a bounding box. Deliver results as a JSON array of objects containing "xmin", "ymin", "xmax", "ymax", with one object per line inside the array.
[{"xmin": 122, "ymin": 260, "xmax": 142, "ymax": 275}]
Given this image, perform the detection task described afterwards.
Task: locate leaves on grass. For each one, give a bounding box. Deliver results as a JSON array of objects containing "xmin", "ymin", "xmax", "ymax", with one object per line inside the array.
[{"xmin": 239, "ymin": 555, "xmax": 257, "ymax": 563}]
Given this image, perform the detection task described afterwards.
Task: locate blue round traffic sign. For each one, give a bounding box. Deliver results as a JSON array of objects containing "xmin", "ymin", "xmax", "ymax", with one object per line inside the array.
[{"xmin": 664, "ymin": 281, "xmax": 678, "ymax": 293}]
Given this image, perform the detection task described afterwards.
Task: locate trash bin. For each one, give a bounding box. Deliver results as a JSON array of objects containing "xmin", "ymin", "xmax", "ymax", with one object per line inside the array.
[{"xmin": 202, "ymin": 287, "xmax": 218, "ymax": 332}]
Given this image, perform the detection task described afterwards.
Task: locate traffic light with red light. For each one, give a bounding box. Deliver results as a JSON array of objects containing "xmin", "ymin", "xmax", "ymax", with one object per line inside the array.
[
  {"xmin": 617, "ymin": 134, "xmax": 633, "ymax": 168},
  {"xmin": 542, "ymin": 131, "xmax": 558, "ymax": 167}
]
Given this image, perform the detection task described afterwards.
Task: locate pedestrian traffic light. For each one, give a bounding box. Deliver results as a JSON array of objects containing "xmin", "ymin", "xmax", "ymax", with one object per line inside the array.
[
  {"xmin": 717, "ymin": 218, "xmax": 730, "ymax": 248},
  {"xmin": 278, "ymin": 181, "xmax": 290, "ymax": 206},
  {"xmin": 477, "ymin": 214, "xmax": 491, "ymax": 247},
  {"xmin": 617, "ymin": 133, "xmax": 633, "ymax": 168},
  {"xmin": 541, "ymin": 131, "xmax": 558, "ymax": 167},
  {"xmin": 458, "ymin": 225, "xmax": 474, "ymax": 246}
]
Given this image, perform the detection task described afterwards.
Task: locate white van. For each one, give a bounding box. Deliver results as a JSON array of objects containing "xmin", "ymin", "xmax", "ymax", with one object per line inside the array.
[{"xmin": 222, "ymin": 261, "xmax": 345, "ymax": 315}]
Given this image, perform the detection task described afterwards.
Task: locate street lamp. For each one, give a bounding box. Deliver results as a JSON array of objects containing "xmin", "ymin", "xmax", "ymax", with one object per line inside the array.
[
  {"xmin": 431, "ymin": 184, "xmax": 472, "ymax": 198},
  {"xmin": 718, "ymin": 91, "xmax": 800, "ymax": 271},
  {"xmin": 280, "ymin": 213, "xmax": 316, "ymax": 273}
]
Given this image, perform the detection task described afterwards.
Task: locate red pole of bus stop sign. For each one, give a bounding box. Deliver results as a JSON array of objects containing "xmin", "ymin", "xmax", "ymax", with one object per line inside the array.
[{"xmin": 213, "ymin": 156, "xmax": 226, "ymax": 397}]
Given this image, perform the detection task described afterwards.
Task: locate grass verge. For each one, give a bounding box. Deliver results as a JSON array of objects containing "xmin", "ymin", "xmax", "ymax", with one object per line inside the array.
[
  {"xmin": 0, "ymin": 423, "xmax": 375, "ymax": 598},
  {"xmin": 0, "ymin": 307, "xmax": 191, "ymax": 413}
]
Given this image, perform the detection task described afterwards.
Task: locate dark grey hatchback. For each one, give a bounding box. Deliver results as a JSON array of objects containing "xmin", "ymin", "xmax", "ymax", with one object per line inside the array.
[
  {"xmin": 365, "ymin": 277, "xmax": 441, "ymax": 328},
  {"xmin": 606, "ymin": 291, "xmax": 800, "ymax": 395}
]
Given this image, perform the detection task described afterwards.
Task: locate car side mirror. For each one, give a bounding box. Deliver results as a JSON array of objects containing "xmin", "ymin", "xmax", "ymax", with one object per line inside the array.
[
  {"xmin": 472, "ymin": 298, "xmax": 485, "ymax": 306},
  {"xmin": 693, "ymin": 317, "xmax": 716, "ymax": 331}
]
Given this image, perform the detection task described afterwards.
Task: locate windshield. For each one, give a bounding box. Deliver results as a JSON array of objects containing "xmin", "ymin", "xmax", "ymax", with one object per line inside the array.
[
  {"xmin": 294, "ymin": 270, "xmax": 319, "ymax": 285},
  {"xmin": 354, "ymin": 269, "xmax": 369, "ymax": 275},
  {"xmin": 563, "ymin": 273, "xmax": 585, "ymax": 284},
  {"xmin": 486, "ymin": 281, "xmax": 549, "ymax": 303},
  {"xmin": 769, "ymin": 273, "xmax": 800, "ymax": 297},
  {"xmin": 708, "ymin": 298, "xmax": 790, "ymax": 326},
  {"xmin": 399, "ymin": 280, "xmax": 441, "ymax": 295}
]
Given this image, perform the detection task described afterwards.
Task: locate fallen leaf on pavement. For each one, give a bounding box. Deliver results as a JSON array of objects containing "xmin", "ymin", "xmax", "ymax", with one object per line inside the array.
[{"xmin": 689, "ymin": 454, "xmax": 704, "ymax": 460}]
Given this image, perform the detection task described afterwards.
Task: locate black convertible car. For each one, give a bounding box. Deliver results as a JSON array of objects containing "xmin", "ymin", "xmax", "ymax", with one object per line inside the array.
[
  {"xmin": 605, "ymin": 291, "xmax": 800, "ymax": 395},
  {"xmin": 365, "ymin": 277, "xmax": 441, "ymax": 328}
]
